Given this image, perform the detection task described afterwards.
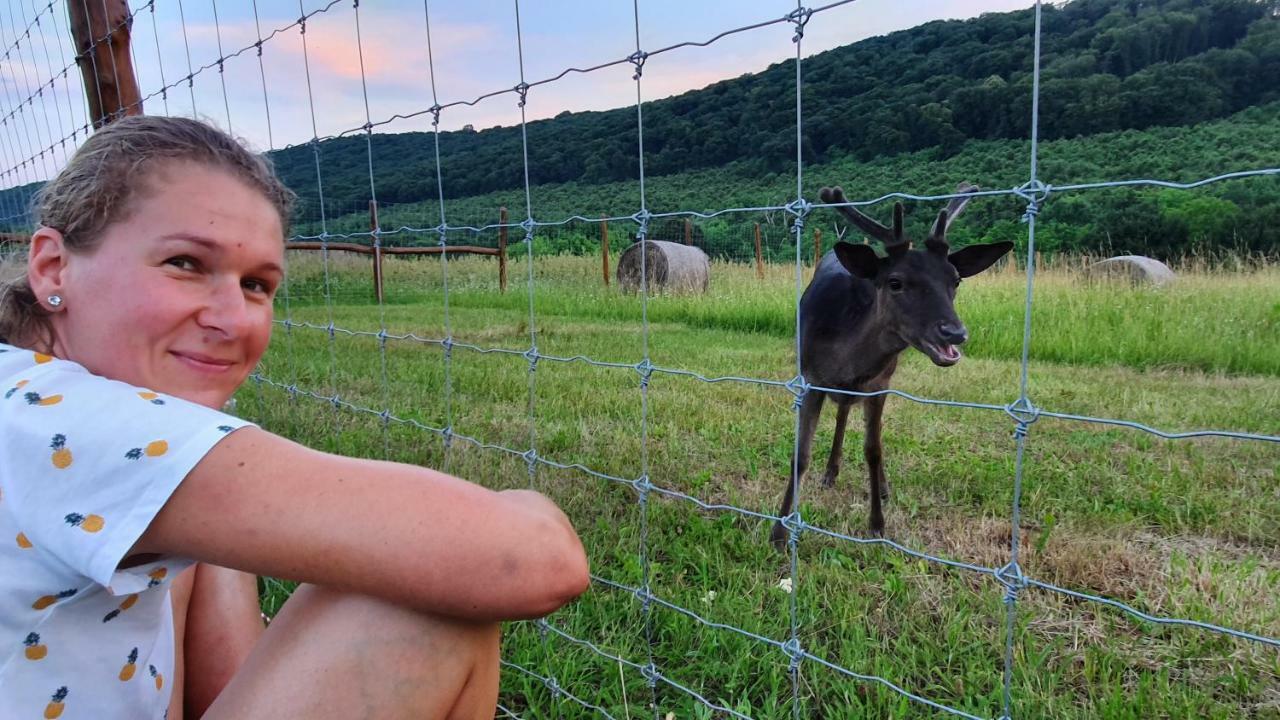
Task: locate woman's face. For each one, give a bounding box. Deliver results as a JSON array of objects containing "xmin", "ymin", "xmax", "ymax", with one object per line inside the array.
[{"xmin": 44, "ymin": 160, "xmax": 283, "ymax": 409}]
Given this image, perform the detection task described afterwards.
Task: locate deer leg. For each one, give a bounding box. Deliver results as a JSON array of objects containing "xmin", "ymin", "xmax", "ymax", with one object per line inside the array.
[
  {"xmin": 864, "ymin": 394, "xmax": 887, "ymax": 536},
  {"xmin": 771, "ymin": 391, "xmax": 825, "ymax": 548},
  {"xmin": 820, "ymin": 399, "xmax": 853, "ymax": 488}
]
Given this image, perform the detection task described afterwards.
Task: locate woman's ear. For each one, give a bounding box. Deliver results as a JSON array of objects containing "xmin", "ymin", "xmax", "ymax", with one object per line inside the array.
[{"xmin": 27, "ymin": 227, "xmax": 69, "ymax": 309}]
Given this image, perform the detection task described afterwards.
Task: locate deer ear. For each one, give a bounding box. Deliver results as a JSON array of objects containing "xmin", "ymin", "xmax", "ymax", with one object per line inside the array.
[
  {"xmin": 834, "ymin": 241, "xmax": 881, "ymax": 279},
  {"xmin": 948, "ymin": 241, "xmax": 1014, "ymax": 278}
]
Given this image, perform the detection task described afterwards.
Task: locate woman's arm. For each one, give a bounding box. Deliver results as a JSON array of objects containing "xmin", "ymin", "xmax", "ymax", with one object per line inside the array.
[{"xmin": 130, "ymin": 427, "xmax": 589, "ymax": 621}]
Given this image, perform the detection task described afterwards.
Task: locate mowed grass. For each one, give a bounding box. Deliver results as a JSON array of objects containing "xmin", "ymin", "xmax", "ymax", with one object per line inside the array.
[{"xmin": 245, "ymin": 252, "xmax": 1279, "ymax": 719}]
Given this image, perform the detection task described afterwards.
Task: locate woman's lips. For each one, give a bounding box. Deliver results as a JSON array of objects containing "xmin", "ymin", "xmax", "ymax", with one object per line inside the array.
[{"xmin": 171, "ymin": 351, "xmax": 236, "ymax": 373}]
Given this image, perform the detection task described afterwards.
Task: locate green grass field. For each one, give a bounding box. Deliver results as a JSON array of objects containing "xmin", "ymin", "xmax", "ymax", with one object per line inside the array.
[{"xmin": 243, "ymin": 251, "xmax": 1279, "ymax": 719}]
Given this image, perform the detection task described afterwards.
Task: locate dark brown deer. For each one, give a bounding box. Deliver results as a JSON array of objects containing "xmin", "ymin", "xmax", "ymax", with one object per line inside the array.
[{"xmin": 770, "ymin": 183, "xmax": 1012, "ymax": 546}]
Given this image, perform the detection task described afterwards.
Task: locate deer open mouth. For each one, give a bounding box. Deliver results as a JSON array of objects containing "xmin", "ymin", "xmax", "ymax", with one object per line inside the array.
[{"xmin": 921, "ymin": 341, "xmax": 963, "ymax": 367}]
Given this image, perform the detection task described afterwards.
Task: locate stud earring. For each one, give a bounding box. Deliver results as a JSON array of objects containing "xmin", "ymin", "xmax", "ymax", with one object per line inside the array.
[{"xmin": 47, "ymin": 295, "xmax": 62, "ymax": 308}]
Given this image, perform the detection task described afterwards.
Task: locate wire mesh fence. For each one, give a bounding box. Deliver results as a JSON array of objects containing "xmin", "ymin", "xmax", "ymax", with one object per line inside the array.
[{"xmin": 1, "ymin": 0, "xmax": 1277, "ymax": 717}]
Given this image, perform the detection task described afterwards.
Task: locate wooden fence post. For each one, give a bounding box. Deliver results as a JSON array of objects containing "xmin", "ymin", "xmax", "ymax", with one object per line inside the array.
[
  {"xmin": 754, "ymin": 223, "xmax": 764, "ymax": 280},
  {"xmin": 684, "ymin": 218, "xmax": 692, "ymax": 245},
  {"xmin": 601, "ymin": 216, "xmax": 610, "ymax": 287},
  {"xmin": 370, "ymin": 200, "xmax": 384, "ymax": 303},
  {"xmin": 67, "ymin": 0, "xmax": 142, "ymax": 127},
  {"xmin": 498, "ymin": 206, "xmax": 508, "ymax": 293}
]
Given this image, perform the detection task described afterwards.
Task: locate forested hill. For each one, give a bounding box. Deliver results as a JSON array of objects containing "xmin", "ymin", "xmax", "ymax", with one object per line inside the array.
[{"xmin": 268, "ymin": 0, "xmax": 1280, "ymax": 213}]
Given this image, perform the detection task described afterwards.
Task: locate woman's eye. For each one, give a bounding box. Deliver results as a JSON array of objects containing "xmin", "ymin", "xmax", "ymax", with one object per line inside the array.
[
  {"xmin": 243, "ymin": 279, "xmax": 272, "ymax": 295},
  {"xmin": 165, "ymin": 256, "xmax": 198, "ymax": 271}
]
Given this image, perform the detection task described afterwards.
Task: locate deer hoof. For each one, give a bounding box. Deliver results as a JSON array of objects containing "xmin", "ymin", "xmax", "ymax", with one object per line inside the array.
[
  {"xmin": 880, "ymin": 480, "xmax": 891, "ymax": 501},
  {"xmin": 820, "ymin": 470, "xmax": 838, "ymax": 488}
]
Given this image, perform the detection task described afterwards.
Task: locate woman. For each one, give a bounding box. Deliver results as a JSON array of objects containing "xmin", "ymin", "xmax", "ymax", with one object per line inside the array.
[{"xmin": 0, "ymin": 115, "xmax": 589, "ymax": 719}]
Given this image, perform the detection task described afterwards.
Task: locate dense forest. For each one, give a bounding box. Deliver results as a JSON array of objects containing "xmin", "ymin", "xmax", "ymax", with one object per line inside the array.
[{"xmin": 1, "ymin": 0, "xmax": 1277, "ymax": 256}]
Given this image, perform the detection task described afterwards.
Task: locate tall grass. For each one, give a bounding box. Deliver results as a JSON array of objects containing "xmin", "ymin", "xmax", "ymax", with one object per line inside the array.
[{"xmin": 283, "ymin": 252, "xmax": 1280, "ymax": 376}]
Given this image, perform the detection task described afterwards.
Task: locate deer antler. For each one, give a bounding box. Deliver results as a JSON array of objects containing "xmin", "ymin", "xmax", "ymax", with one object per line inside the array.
[
  {"xmin": 926, "ymin": 182, "xmax": 980, "ymax": 254},
  {"xmin": 820, "ymin": 186, "xmax": 906, "ymax": 256}
]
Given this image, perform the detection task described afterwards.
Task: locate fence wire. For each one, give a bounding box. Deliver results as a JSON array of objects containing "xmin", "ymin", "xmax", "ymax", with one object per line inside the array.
[{"xmin": 0, "ymin": 1, "xmax": 1277, "ymax": 718}]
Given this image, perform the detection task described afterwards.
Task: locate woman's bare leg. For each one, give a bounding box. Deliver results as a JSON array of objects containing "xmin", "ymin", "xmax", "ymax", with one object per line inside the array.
[
  {"xmin": 202, "ymin": 584, "xmax": 501, "ymax": 720},
  {"xmin": 183, "ymin": 564, "xmax": 266, "ymax": 716}
]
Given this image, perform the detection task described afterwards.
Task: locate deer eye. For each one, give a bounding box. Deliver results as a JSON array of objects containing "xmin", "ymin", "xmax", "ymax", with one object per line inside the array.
[{"xmin": 887, "ymin": 277, "xmax": 904, "ymax": 292}]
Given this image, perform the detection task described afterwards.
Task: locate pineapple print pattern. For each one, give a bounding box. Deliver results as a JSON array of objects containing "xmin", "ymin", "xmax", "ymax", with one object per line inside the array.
[
  {"xmin": 137, "ymin": 391, "xmax": 166, "ymax": 405},
  {"xmin": 4, "ymin": 379, "xmax": 27, "ymax": 398},
  {"xmin": 49, "ymin": 434, "xmax": 71, "ymax": 469},
  {"xmin": 102, "ymin": 593, "xmax": 139, "ymax": 623},
  {"xmin": 0, "ymin": 345, "xmax": 248, "ymax": 717},
  {"xmin": 43, "ymin": 686, "xmax": 67, "ymax": 719},
  {"xmin": 32, "ymin": 588, "xmax": 77, "ymax": 610},
  {"xmin": 24, "ymin": 391, "xmax": 62, "ymax": 407},
  {"xmin": 119, "ymin": 648, "xmax": 138, "ymax": 681},
  {"xmin": 147, "ymin": 567, "xmax": 168, "ymax": 588},
  {"xmin": 23, "ymin": 632, "xmax": 47, "ymax": 660},
  {"xmin": 64, "ymin": 512, "xmax": 104, "ymax": 533},
  {"xmin": 124, "ymin": 440, "xmax": 169, "ymax": 460}
]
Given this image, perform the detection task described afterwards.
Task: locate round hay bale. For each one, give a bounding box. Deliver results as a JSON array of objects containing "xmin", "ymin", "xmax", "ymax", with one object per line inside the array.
[
  {"xmin": 617, "ymin": 240, "xmax": 709, "ymax": 294},
  {"xmin": 1085, "ymin": 255, "xmax": 1176, "ymax": 286}
]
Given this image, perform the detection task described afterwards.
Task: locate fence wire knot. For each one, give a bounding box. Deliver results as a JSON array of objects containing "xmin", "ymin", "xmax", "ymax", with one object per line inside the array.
[
  {"xmin": 514, "ymin": 82, "xmax": 529, "ymax": 107},
  {"xmin": 254, "ymin": 40, "xmax": 263, "ymax": 56},
  {"xmin": 641, "ymin": 662, "xmax": 659, "ymax": 688},
  {"xmin": 522, "ymin": 448, "xmax": 538, "ymax": 473},
  {"xmin": 328, "ymin": 393, "xmax": 342, "ymax": 409},
  {"xmin": 632, "ymin": 209, "xmax": 652, "ymax": 241},
  {"xmin": 327, "ymin": 322, "xmax": 336, "ymax": 339},
  {"xmin": 635, "ymin": 358, "xmax": 654, "ymax": 389},
  {"xmin": 520, "ymin": 217, "xmax": 536, "ymax": 233},
  {"xmin": 429, "ymin": 104, "xmax": 442, "ymax": 127},
  {"xmin": 542, "ymin": 675, "xmax": 562, "ymax": 697},
  {"xmin": 778, "ymin": 197, "xmax": 808, "ymax": 228},
  {"xmin": 441, "ymin": 336, "xmax": 454, "ymax": 362},
  {"xmin": 785, "ymin": 374, "xmax": 809, "ymax": 410},
  {"xmin": 781, "ymin": 510, "xmax": 806, "ymax": 538},
  {"xmin": 286, "ymin": 383, "xmax": 298, "ymax": 399},
  {"xmin": 524, "ymin": 347, "xmax": 540, "ymax": 373},
  {"xmin": 1004, "ymin": 397, "xmax": 1040, "ymax": 439},
  {"xmin": 786, "ymin": 7, "xmax": 813, "ymax": 42},
  {"xmin": 781, "ymin": 636, "xmax": 805, "ymax": 671},
  {"xmin": 379, "ymin": 409, "xmax": 391, "ymax": 426},
  {"xmin": 995, "ymin": 561, "xmax": 1028, "ymax": 603},
  {"xmin": 1014, "ymin": 180, "xmax": 1052, "ymax": 222},
  {"xmin": 441, "ymin": 425, "xmax": 453, "ymax": 450},
  {"xmin": 628, "ymin": 50, "xmax": 648, "ymax": 80},
  {"xmin": 632, "ymin": 473, "xmax": 653, "ymax": 497}
]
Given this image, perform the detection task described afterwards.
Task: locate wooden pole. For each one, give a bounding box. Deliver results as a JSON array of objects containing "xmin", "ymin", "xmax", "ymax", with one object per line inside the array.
[
  {"xmin": 813, "ymin": 228, "xmax": 823, "ymax": 266},
  {"xmin": 67, "ymin": 0, "xmax": 143, "ymax": 127},
  {"xmin": 684, "ymin": 218, "xmax": 692, "ymax": 245},
  {"xmin": 370, "ymin": 200, "xmax": 384, "ymax": 303},
  {"xmin": 754, "ymin": 223, "xmax": 764, "ymax": 280},
  {"xmin": 498, "ymin": 206, "xmax": 508, "ymax": 293},
  {"xmin": 601, "ymin": 216, "xmax": 610, "ymax": 287}
]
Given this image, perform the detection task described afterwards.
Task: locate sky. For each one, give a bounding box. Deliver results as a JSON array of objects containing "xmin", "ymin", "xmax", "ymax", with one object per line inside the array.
[{"xmin": 0, "ymin": 0, "xmax": 1036, "ymax": 190}]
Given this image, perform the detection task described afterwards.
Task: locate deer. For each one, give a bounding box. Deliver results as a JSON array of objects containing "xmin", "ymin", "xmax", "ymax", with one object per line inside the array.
[{"xmin": 770, "ymin": 183, "xmax": 1013, "ymax": 547}]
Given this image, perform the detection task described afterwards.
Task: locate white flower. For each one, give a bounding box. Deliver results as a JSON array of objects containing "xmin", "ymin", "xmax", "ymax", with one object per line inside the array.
[
  {"xmin": 777, "ymin": 577, "xmax": 793, "ymax": 594},
  {"xmin": 701, "ymin": 590, "xmax": 717, "ymax": 604}
]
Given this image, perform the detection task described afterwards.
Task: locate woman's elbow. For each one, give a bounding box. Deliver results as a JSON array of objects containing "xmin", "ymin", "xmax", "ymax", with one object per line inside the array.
[{"xmin": 523, "ymin": 522, "xmax": 590, "ymax": 618}]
